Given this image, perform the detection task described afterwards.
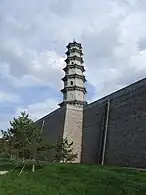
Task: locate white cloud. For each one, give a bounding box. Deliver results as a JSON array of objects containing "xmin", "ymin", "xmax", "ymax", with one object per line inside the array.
[
  {"xmin": 16, "ymin": 98, "xmax": 59, "ymax": 121},
  {"xmin": 1, "ymin": 0, "xmax": 146, "ymax": 129},
  {"xmin": 0, "ymin": 91, "xmax": 20, "ymax": 103},
  {"xmin": 0, "ymin": 44, "xmax": 65, "ymax": 89}
]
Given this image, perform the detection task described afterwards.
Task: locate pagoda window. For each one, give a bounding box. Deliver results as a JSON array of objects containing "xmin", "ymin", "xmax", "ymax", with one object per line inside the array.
[{"xmin": 70, "ymin": 81, "xmax": 73, "ymax": 85}]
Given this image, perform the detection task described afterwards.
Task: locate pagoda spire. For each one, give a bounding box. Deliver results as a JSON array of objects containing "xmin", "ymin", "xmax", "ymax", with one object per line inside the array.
[{"xmin": 59, "ymin": 41, "xmax": 87, "ymax": 107}]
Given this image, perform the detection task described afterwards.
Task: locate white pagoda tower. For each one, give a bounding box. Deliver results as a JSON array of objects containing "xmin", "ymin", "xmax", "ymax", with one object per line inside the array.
[{"xmin": 59, "ymin": 40, "xmax": 87, "ymax": 107}]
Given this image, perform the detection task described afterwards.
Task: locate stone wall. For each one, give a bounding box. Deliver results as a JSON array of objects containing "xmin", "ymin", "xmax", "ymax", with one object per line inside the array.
[
  {"xmin": 82, "ymin": 78, "xmax": 146, "ymax": 168},
  {"xmin": 36, "ymin": 104, "xmax": 84, "ymax": 163},
  {"xmin": 63, "ymin": 104, "xmax": 83, "ymax": 163}
]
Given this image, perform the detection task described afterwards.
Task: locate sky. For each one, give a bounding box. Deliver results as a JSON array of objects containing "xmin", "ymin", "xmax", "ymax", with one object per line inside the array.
[{"xmin": 1, "ymin": 0, "xmax": 146, "ymax": 130}]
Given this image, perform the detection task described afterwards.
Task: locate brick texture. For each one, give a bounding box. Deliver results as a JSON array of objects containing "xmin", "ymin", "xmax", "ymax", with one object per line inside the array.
[
  {"xmin": 82, "ymin": 78, "xmax": 146, "ymax": 168},
  {"xmin": 105, "ymin": 85, "xmax": 146, "ymax": 168},
  {"xmin": 81, "ymin": 103, "xmax": 105, "ymax": 163},
  {"xmin": 36, "ymin": 104, "xmax": 83, "ymax": 163},
  {"xmin": 35, "ymin": 107, "xmax": 66, "ymax": 161}
]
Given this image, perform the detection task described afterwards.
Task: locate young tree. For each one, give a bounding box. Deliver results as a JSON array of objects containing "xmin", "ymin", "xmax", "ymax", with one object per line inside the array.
[
  {"xmin": 1, "ymin": 112, "xmax": 51, "ymax": 175},
  {"xmin": 54, "ymin": 137, "xmax": 77, "ymax": 163}
]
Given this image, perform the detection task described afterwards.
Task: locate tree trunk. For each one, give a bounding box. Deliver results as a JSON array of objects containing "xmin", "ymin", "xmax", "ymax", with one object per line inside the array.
[
  {"xmin": 32, "ymin": 164, "xmax": 35, "ymax": 172},
  {"xmin": 18, "ymin": 159, "xmax": 27, "ymax": 176}
]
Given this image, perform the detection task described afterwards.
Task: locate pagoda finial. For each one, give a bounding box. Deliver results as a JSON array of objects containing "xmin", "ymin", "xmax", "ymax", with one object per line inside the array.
[{"xmin": 73, "ymin": 38, "xmax": 76, "ymax": 43}]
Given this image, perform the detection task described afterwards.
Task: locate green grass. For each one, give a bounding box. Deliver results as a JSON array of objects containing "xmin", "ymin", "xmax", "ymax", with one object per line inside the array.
[{"xmin": 0, "ymin": 160, "xmax": 146, "ymax": 195}]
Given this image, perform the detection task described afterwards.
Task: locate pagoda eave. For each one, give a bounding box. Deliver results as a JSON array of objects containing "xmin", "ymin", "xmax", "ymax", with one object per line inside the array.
[
  {"xmin": 61, "ymin": 86, "xmax": 87, "ymax": 93},
  {"xmin": 59, "ymin": 100, "xmax": 87, "ymax": 107},
  {"xmin": 62, "ymin": 74, "xmax": 86, "ymax": 82},
  {"xmin": 65, "ymin": 56, "xmax": 84, "ymax": 64},
  {"xmin": 66, "ymin": 42, "xmax": 82, "ymax": 49},
  {"xmin": 63, "ymin": 64, "xmax": 85, "ymax": 72},
  {"xmin": 65, "ymin": 49, "xmax": 83, "ymax": 56}
]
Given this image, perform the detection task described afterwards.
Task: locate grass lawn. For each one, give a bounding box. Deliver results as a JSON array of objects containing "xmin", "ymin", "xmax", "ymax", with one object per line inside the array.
[{"xmin": 0, "ymin": 159, "xmax": 146, "ymax": 195}]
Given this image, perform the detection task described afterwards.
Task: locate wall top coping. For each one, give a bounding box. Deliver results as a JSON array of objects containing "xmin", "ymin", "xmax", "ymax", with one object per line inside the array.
[{"xmin": 84, "ymin": 77, "xmax": 146, "ymax": 110}]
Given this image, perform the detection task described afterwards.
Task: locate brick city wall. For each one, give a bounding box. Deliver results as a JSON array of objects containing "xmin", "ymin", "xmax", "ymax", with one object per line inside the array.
[
  {"xmin": 81, "ymin": 102, "xmax": 106, "ymax": 164},
  {"xmin": 36, "ymin": 104, "xmax": 84, "ymax": 163},
  {"xmin": 82, "ymin": 78, "xmax": 146, "ymax": 168},
  {"xmin": 35, "ymin": 107, "xmax": 66, "ymax": 161}
]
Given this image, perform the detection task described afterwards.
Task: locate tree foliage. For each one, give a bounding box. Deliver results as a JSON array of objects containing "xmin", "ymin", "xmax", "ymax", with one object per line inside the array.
[
  {"xmin": 1, "ymin": 112, "xmax": 50, "ymax": 174},
  {"xmin": 54, "ymin": 137, "xmax": 77, "ymax": 163},
  {"xmin": 0, "ymin": 111, "xmax": 77, "ymax": 175}
]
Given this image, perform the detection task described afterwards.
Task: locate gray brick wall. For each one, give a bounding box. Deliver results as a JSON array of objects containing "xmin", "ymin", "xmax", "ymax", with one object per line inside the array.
[
  {"xmin": 35, "ymin": 107, "xmax": 66, "ymax": 161},
  {"xmin": 105, "ymin": 85, "xmax": 146, "ymax": 168},
  {"xmin": 82, "ymin": 78, "xmax": 146, "ymax": 168},
  {"xmin": 35, "ymin": 104, "xmax": 84, "ymax": 163},
  {"xmin": 81, "ymin": 103, "xmax": 105, "ymax": 163}
]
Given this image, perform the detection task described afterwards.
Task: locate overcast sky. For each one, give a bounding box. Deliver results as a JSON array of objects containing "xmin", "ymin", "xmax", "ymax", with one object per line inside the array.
[{"xmin": 1, "ymin": 0, "xmax": 146, "ymax": 130}]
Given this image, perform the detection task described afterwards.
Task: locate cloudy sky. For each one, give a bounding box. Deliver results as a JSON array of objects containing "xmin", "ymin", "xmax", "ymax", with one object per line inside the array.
[{"xmin": 1, "ymin": 0, "xmax": 146, "ymax": 130}]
